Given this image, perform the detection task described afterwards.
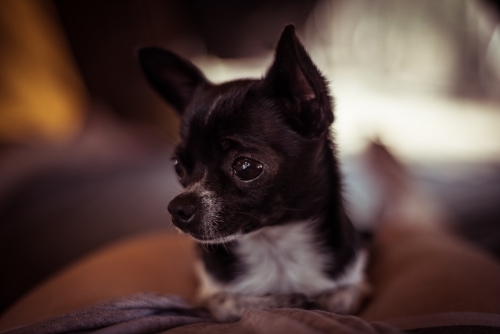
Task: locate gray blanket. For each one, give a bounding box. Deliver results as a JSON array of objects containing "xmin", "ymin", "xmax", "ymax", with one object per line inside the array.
[
  {"xmin": 1, "ymin": 293, "xmax": 400, "ymax": 334},
  {"xmin": 1, "ymin": 293, "xmax": 208, "ymax": 334},
  {"xmin": 4, "ymin": 293, "xmax": 500, "ymax": 334}
]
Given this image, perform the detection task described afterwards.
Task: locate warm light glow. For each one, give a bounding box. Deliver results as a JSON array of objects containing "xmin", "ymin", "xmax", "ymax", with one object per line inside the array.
[
  {"xmin": 191, "ymin": 0, "xmax": 500, "ymax": 163},
  {"xmin": 0, "ymin": 0, "xmax": 86, "ymax": 144}
]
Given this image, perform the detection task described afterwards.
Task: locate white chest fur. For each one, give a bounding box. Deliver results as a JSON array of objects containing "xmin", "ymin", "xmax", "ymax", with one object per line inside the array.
[{"xmin": 197, "ymin": 222, "xmax": 367, "ymax": 299}]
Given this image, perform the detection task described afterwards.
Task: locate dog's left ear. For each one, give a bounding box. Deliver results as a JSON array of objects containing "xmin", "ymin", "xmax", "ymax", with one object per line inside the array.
[
  {"xmin": 265, "ymin": 25, "xmax": 333, "ymax": 137},
  {"xmin": 138, "ymin": 47, "xmax": 208, "ymax": 115}
]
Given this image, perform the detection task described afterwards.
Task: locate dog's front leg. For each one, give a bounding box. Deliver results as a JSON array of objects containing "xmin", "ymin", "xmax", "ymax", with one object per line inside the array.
[
  {"xmin": 314, "ymin": 282, "xmax": 371, "ymax": 315},
  {"xmin": 203, "ymin": 292, "xmax": 312, "ymax": 322}
]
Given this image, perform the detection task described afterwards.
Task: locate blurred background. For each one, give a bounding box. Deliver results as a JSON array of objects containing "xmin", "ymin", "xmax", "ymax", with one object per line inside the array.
[{"xmin": 1, "ymin": 0, "xmax": 499, "ymax": 314}]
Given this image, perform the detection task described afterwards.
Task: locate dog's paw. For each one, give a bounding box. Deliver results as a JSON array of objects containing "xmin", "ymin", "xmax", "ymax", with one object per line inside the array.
[
  {"xmin": 202, "ymin": 292, "xmax": 312, "ymax": 322},
  {"xmin": 315, "ymin": 283, "xmax": 371, "ymax": 314},
  {"xmin": 204, "ymin": 292, "xmax": 245, "ymax": 322},
  {"xmin": 283, "ymin": 292, "xmax": 313, "ymax": 309}
]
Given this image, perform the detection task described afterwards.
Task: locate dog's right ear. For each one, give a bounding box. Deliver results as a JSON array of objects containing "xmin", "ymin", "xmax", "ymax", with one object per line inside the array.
[
  {"xmin": 138, "ymin": 47, "xmax": 208, "ymax": 114},
  {"xmin": 264, "ymin": 25, "xmax": 333, "ymax": 138}
]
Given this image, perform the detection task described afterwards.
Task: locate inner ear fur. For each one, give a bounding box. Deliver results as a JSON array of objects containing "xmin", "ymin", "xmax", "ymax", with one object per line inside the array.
[
  {"xmin": 138, "ymin": 47, "xmax": 208, "ymax": 114},
  {"xmin": 265, "ymin": 25, "xmax": 334, "ymax": 137}
]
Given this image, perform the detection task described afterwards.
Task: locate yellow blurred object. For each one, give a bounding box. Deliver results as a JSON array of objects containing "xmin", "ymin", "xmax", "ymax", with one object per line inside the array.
[{"xmin": 0, "ymin": 0, "xmax": 86, "ymax": 144}]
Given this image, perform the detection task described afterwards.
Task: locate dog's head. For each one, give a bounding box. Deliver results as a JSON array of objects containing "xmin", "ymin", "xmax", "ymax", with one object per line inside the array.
[{"xmin": 139, "ymin": 25, "xmax": 336, "ymax": 243}]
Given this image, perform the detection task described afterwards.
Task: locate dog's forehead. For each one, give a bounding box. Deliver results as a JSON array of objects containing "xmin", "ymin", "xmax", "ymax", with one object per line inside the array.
[{"xmin": 180, "ymin": 79, "xmax": 273, "ymax": 144}]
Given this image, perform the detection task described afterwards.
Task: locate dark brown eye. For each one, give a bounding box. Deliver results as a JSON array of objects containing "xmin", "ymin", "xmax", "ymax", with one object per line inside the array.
[
  {"xmin": 172, "ymin": 158, "xmax": 185, "ymax": 179},
  {"xmin": 233, "ymin": 157, "xmax": 263, "ymax": 181}
]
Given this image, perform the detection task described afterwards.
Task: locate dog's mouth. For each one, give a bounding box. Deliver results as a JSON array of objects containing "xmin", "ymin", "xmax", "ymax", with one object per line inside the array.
[
  {"xmin": 171, "ymin": 220, "xmax": 243, "ymax": 244},
  {"xmin": 192, "ymin": 233, "xmax": 243, "ymax": 244},
  {"xmin": 184, "ymin": 222, "xmax": 267, "ymax": 244},
  {"xmin": 181, "ymin": 228, "xmax": 243, "ymax": 244}
]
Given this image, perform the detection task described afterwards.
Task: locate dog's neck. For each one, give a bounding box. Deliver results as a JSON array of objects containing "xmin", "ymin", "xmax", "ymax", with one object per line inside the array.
[
  {"xmin": 298, "ymin": 132, "xmax": 345, "ymax": 227},
  {"xmin": 197, "ymin": 135, "xmax": 359, "ymax": 283}
]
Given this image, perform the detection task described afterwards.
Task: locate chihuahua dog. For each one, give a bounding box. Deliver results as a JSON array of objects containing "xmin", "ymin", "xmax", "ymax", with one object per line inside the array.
[{"xmin": 138, "ymin": 25, "xmax": 368, "ymax": 322}]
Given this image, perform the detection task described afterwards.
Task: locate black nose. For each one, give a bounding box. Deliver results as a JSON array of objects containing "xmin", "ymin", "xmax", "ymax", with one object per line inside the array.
[{"xmin": 168, "ymin": 194, "xmax": 198, "ymax": 227}]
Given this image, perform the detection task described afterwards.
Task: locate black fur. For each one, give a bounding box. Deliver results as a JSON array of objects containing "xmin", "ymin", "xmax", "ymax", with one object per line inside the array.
[{"xmin": 198, "ymin": 242, "xmax": 240, "ymax": 283}]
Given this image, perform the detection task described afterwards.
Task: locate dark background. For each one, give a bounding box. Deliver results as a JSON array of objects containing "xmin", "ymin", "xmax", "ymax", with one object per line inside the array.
[{"xmin": 1, "ymin": 0, "xmax": 499, "ymax": 314}]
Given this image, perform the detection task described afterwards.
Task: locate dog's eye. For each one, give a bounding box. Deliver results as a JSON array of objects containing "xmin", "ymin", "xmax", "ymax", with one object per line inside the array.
[
  {"xmin": 172, "ymin": 158, "xmax": 185, "ymax": 179},
  {"xmin": 233, "ymin": 157, "xmax": 263, "ymax": 181}
]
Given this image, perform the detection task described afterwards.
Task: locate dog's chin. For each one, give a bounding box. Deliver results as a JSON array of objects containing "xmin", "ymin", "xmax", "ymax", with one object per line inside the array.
[
  {"xmin": 192, "ymin": 233, "xmax": 243, "ymax": 244},
  {"xmin": 171, "ymin": 223, "xmax": 243, "ymax": 244}
]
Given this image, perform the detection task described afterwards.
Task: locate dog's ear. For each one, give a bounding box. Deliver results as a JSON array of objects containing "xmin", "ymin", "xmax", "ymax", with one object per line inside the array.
[
  {"xmin": 265, "ymin": 25, "xmax": 333, "ymax": 137},
  {"xmin": 138, "ymin": 47, "xmax": 208, "ymax": 114}
]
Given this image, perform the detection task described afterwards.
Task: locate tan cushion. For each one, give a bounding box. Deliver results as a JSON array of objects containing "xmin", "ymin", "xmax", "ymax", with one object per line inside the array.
[
  {"xmin": 0, "ymin": 231, "xmax": 197, "ymax": 330},
  {"xmin": 360, "ymin": 224, "xmax": 500, "ymax": 321}
]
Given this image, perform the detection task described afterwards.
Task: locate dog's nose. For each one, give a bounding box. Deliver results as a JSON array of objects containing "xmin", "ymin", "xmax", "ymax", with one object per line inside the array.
[{"xmin": 168, "ymin": 194, "xmax": 198, "ymax": 227}]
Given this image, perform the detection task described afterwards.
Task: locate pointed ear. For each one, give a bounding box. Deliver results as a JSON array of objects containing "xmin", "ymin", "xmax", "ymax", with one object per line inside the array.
[
  {"xmin": 265, "ymin": 25, "xmax": 334, "ymax": 137},
  {"xmin": 138, "ymin": 47, "xmax": 208, "ymax": 114}
]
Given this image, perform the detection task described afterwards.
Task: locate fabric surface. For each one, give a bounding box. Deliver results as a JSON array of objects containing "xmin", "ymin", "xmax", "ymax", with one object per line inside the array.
[
  {"xmin": 166, "ymin": 308, "xmax": 401, "ymax": 334},
  {"xmin": 359, "ymin": 225, "xmax": 500, "ymax": 321},
  {"xmin": 1, "ymin": 293, "xmax": 403, "ymax": 334},
  {"xmin": 0, "ymin": 233, "xmax": 199, "ymax": 330},
  {"xmin": 4, "ymin": 293, "xmax": 500, "ymax": 334},
  {"xmin": 381, "ymin": 312, "xmax": 500, "ymax": 331},
  {"xmin": 1, "ymin": 293, "xmax": 208, "ymax": 334}
]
